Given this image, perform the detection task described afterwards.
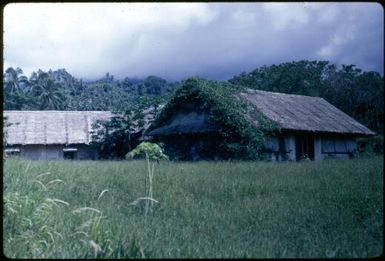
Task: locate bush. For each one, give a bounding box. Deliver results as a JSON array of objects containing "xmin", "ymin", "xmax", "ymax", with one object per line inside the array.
[{"xmin": 357, "ymin": 135, "xmax": 383, "ymax": 156}]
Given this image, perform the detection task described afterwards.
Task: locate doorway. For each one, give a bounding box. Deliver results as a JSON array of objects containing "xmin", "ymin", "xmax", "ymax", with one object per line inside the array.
[{"xmin": 295, "ymin": 135, "xmax": 314, "ymax": 161}]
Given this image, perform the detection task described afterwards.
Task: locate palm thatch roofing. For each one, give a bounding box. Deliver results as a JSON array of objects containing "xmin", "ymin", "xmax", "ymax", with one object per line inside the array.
[
  {"xmin": 146, "ymin": 111, "xmax": 218, "ymax": 136},
  {"xmin": 4, "ymin": 111, "xmax": 113, "ymax": 145},
  {"xmin": 147, "ymin": 88, "xmax": 374, "ymax": 136},
  {"xmin": 238, "ymin": 89, "xmax": 375, "ymax": 135}
]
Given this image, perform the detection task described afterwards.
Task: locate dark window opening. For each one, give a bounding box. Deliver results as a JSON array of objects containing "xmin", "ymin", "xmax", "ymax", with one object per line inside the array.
[
  {"xmin": 63, "ymin": 147, "xmax": 78, "ymax": 160},
  {"xmin": 295, "ymin": 135, "xmax": 315, "ymax": 161},
  {"xmin": 5, "ymin": 147, "xmax": 20, "ymax": 157},
  {"xmin": 63, "ymin": 151, "xmax": 76, "ymax": 159},
  {"xmin": 278, "ymin": 137, "xmax": 288, "ymax": 161}
]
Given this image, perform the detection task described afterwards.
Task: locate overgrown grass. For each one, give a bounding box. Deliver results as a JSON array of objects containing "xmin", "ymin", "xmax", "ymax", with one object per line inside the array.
[{"xmin": 3, "ymin": 157, "xmax": 383, "ymax": 258}]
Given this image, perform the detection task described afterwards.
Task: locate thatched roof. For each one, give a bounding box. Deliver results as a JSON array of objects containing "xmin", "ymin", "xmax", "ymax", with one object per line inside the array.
[
  {"xmin": 147, "ymin": 88, "xmax": 375, "ymax": 136},
  {"xmin": 238, "ymin": 89, "xmax": 375, "ymax": 135},
  {"xmin": 4, "ymin": 111, "xmax": 113, "ymax": 145},
  {"xmin": 147, "ymin": 111, "xmax": 218, "ymax": 136}
]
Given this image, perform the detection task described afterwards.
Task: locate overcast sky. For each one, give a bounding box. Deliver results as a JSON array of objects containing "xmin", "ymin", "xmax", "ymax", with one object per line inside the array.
[{"xmin": 3, "ymin": 2, "xmax": 384, "ymax": 81}]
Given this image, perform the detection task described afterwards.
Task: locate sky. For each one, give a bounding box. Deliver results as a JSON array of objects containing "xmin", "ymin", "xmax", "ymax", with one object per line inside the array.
[{"xmin": 3, "ymin": 2, "xmax": 384, "ymax": 81}]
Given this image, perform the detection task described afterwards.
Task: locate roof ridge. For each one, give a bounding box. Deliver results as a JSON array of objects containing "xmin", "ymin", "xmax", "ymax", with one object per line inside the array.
[
  {"xmin": 241, "ymin": 88, "xmax": 324, "ymax": 99},
  {"xmin": 3, "ymin": 110, "xmax": 112, "ymax": 113}
]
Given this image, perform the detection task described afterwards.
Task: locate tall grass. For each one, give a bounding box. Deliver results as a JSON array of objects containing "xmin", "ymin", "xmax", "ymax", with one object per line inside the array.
[{"xmin": 3, "ymin": 157, "xmax": 383, "ymax": 258}]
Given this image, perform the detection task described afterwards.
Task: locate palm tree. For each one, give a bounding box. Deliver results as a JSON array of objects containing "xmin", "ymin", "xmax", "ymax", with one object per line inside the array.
[
  {"xmin": 30, "ymin": 70, "xmax": 67, "ymax": 110},
  {"xmin": 3, "ymin": 67, "xmax": 29, "ymax": 95},
  {"xmin": 3, "ymin": 67, "xmax": 30, "ymax": 109}
]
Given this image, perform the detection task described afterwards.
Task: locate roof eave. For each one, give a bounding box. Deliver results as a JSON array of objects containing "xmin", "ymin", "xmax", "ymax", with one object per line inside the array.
[{"xmin": 278, "ymin": 128, "xmax": 376, "ymax": 136}]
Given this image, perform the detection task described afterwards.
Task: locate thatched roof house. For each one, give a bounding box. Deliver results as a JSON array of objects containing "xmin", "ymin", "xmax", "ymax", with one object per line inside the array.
[
  {"xmin": 5, "ymin": 111, "xmax": 113, "ymax": 145},
  {"xmin": 237, "ymin": 89, "xmax": 374, "ymax": 135},
  {"xmin": 4, "ymin": 108, "xmax": 161, "ymax": 160},
  {"xmin": 146, "ymin": 78, "xmax": 374, "ymax": 161},
  {"xmin": 4, "ymin": 111, "xmax": 112, "ymax": 160}
]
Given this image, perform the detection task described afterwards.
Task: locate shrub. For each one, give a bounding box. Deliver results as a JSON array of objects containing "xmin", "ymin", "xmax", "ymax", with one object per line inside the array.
[
  {"xmin": 357, "ymin": 135, "xmax": 384, "ymax": 156},
  {"xmin": 126, "ymin": 142, "xmax": 168, "ymax": 217}
]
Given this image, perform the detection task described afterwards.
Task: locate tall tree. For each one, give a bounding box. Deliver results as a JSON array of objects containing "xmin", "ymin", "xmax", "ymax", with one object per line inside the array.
[
  {"xmin": 3, "ymin": 67, "xmax": 30, "ymax": 109},
  {"xmin": 3, "ymin": 67, "xmax": 28, "ymax": 95},
  {"xmin": 29, "ymin": 70, "xmax": 67, "ymax": 110}
]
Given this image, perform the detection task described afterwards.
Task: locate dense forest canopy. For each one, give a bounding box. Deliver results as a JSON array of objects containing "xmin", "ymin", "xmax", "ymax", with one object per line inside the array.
[
  {"xmin": 3, "ymin": 68, "xmax": 177, "ymax": 112},
  {"xmin": 3, "ymin": 60, "xmax": 383, "ymax": 135}
]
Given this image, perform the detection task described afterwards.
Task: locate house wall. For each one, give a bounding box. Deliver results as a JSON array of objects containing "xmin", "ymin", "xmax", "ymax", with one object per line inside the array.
[
  {"xmin": 264, "ymin": 135, "xmax": 296, "ymax": 162},
  {"xmin": 155, "ymin": 133, "xmax": 222, "ymax": 161},
  {"xmin": 264, "ymin": 136, "xmax": 279, "ymax": 161},
  {"xmin": 14, "ymin": 144, "xmax": 98, "ymax": 160},
  {"xmin": 21, "ymin": 145, "xmax": 63, "ymax": 160},
  {"xmin": 266, "ymin": 134, "xmax": 357, "ymax": 162},
  {"xmin": 314, "ymin": 136, "xmax": 356, "ymax": 161},
  {"xmin": 151, "ymin": 132, "xmax": 358, "ymax": 162},
  {"xmin": 314, "ymin": 138, "xmax": 322, "ymax": 161},
  {"xmin": 285, "ymin": 136, "xmax": 296, "ymax": 161}
]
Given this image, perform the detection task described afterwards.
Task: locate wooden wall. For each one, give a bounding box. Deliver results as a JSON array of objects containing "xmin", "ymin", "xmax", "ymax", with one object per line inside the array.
[{"xmin": 9, "ymin": 144, "xmax": 98, "ymax": 160}]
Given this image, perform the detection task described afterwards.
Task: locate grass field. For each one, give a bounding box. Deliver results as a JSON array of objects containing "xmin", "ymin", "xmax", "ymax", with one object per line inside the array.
[{"xmin": 3, "ymin": 156, "xmax": 383, "ymax": 258}]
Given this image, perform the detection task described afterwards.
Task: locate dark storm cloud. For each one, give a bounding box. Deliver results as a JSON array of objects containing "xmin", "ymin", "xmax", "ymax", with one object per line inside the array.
[
  {"xmin": 182, "ymin": 2, "xmax": 384, "ymax": 80},
  {"xmin": 4, "ymin": 3, "xmax": 383, "ymax": 81}
]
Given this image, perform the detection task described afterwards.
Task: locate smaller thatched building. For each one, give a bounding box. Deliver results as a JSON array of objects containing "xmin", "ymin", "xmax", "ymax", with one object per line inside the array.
[
  {"xmin": 145, "ymin": 79, "xmax": 375, "ymax": 161},
  {"xmin": 4, "ymin": 111, "xmax": 112, "ymax": 160}
]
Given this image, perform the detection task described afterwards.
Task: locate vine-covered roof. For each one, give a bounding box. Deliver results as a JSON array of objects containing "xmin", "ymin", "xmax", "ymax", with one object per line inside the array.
[{"xmin": 146, "ymin": 77, "xmax": 374, "ymax": 136}]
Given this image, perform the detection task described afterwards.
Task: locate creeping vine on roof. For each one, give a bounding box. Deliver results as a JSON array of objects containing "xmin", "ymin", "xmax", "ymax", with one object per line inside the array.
[{"xmin": 147, "ymin": 77, "xmax": 277, "ymax": 159}]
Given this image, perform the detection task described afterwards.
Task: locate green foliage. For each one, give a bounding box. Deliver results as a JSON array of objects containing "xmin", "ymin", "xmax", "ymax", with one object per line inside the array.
[
  {"xmin": 3, "ymin": 67, "xmax": 177, "ymax": 112},
  {"xmin": 90, "ymin": 96, "xmax": 164, "ymax": 159},
  {"xmin": 3, "ymin": 67, "xmax": 29, "ymax": 95},
  {"xmin": 142, "ymin": 75, "xmax": 168, "ymax": 95},
  {"xmin": 3, "ymin": 162, "xmax": 113, "ymax": 258},
  {"xmin": 29, "ymin": 70, "xmax": 67, "ymax": 110},
  {"xmin": 149, "ymin": 77, "xmax": 276, "ymax": 160},
  {"xmin": 230, "ymin": 60, "xmax": 329, "ymax": 96},
  {"xmin": 126, "ymin": 142, "xmax": 168, "ymax": 217},
  {"xmin": 90, "ymin": 110, "xmax": 137, "ymax": 159},
  {"xmin": 67, "ymin": 74, "xmax": 175, "ymax": 111},
  {"xmin": 3, "ymin": 67, "xmax": 30, "ymax": 109},
  {"xmin": 68, "ymin": 81, "xmax": 134, "ymax": 111},
  {"xmin": 126, "ymin": 142, "xmax": 169, "ymax": 161},
  {"xmin": 357, "ymin": 135, "xmax": 384, "ymax": 156}
]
